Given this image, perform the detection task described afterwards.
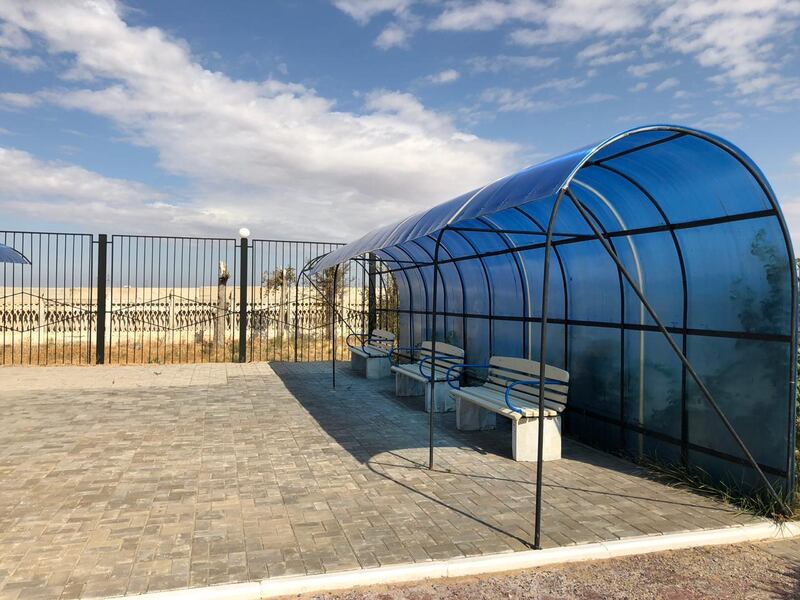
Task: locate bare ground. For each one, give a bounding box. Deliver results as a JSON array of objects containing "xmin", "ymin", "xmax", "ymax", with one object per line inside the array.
[{"xmin": 303, "ymin": 538, "xmax": 800, "ymax": 600}]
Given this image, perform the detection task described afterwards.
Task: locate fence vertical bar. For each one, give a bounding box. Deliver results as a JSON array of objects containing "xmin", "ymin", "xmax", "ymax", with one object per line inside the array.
[
  {"xmin": 239, "ymin": 236, "xmax": 248, "ymax": 363},
  {"xmin": 332, "ymin": 264, "xmax": 339, "ymax": 388},
  {"xmin": 95, "ymin": 234, "xmax": 108, "ymax": 365}
]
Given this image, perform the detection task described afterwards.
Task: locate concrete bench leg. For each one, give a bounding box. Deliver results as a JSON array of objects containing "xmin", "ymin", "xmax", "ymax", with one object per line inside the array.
[
  {"xmin": 351, "ymin": 352, "xmax": 366, "ymax": 376},
  {"xmin": 396, "ymin": 373, "xmax": 424, "ymax": 397},
  {"xmin": 351, "ymin": 352, "xmax": 391, "ymax": 379},
  {"xmin": 364, "ymin": 356, "xmax": 391, "ymax": 379},
  {"xmin": 425, "ymin": 382, "xmax": 455, "ymax": 413},
  {"xmin": 455, "ymin": 398, "xmax": 497, "ymax": 431},
  {"xmin": 512, "ymin": 415, "xmax": 561, "ymax": 462}
]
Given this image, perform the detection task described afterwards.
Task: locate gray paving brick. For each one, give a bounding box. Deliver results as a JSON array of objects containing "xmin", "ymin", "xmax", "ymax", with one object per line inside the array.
[{"xmin": 0, "ymin": 362, "xmax": 763, "ymax": 599}]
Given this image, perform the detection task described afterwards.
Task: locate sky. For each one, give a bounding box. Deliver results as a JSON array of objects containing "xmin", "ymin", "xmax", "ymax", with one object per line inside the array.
[{"xmin": 0, "ymin": 0, "xmax": 799, "ymax": 248}]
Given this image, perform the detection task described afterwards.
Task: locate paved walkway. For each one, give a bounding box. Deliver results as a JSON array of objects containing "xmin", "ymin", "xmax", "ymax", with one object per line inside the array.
[{"xmin": 0, "ymin": 362, "xmax": 761, "ymax": 599}]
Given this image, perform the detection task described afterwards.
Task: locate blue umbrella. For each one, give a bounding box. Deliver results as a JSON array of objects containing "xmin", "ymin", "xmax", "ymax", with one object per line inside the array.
[{"xmin": 0, "ymin": 242, "xmax": 31, "ymax": 264}]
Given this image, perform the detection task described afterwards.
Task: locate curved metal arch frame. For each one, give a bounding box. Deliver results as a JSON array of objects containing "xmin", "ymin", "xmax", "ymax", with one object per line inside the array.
[
  {"xmin": 377, "ymin": 246, "xmax": 418, "ymax": 349},
  {"xmin": 563, "ymin": 190, "xmax": 630, "ymax": 452},
  {"xmin": 511, "ymin": 206, "xmax": 571, "ymax": 369},
  {"xmin": 476, "ymin": 215, "xmax": 531, "ymax": 356},
  {"xmin": 405, "ymin": 240, "xmax": 449, "ymax": 339},
  {"xmin": 588, "ymin": 162, "xmax": 692, "ymax": 465},
  {"xmin": 410, "ymin": 237, "xmax": 469, "ymax": 356},
  {"xmin": 523, "ymin": 127, "xmax": 797, "ymax": 547},
  {"xmin": 391, "ymin": 245, "xmax": 432, "ymax": 338},
  {"xmin": 308, "ymin": 125, "xmax": 798, "ymax": 553},
  {"xmin": 447, "ymin": 228, "xmax": 496, "ymax": 357}
]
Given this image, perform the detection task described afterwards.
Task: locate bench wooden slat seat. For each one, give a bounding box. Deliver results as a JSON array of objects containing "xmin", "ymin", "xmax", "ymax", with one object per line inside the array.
[
  {"xmin": 391, "ymin": 341, "xmax": 464, "ymax": 412},
  {"xmin": 449, "ymin": 356, "xmax": 569, "ymax": 462},
  {"xmin": 348, "ymin": 329, "xmax": 395, "ymax": 379}
]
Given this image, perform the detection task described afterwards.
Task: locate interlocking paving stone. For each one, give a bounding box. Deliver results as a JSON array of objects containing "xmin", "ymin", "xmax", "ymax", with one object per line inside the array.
[{"xmin": 0, "ymin": 362, "xmax": 763, "ymax": 599}]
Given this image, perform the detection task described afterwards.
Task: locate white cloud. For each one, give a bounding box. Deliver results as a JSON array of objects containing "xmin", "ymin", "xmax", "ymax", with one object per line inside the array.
[
  {"xmin": 336, "ymin": 1, "xmax": 800, "ymax": 105},
  {"xmin": 332, "ymin": 0, "xmax": 420, "ymax": 50},
  {"xmin": 791, "ymin": 153, "xmax": 800, "ymax": 167},
  {"xmin": 627, "ymin": 61, "xmax": 666, "ymax": 78},
  {"xmin": 0, "ymin": 92, "xmax": 39, "ymax": 108},
  {"xmin": 0, "ymin": 49, "xmax": 44, "ymax": 71},
  {"xmin": 576, "ymin": 41, "xmax": 635, "ymax": 65},
  {"xmin": 0, "ymin": 146, "xmax": 188, "ymax": 230},
  {"xmin": 332, "ymin": 0, "xmax": 413, "ymax": 24},
  {"xmin": 773, "ymin": 196, "xmax": 800, "ymax": 253},
  {"xmin": 431, "ymin": 0, "xmax": 542, "ymax": 31},
  {"xmin": 508, "ymin": 0, "xmax": 646, "ymax": 46},
  {"xmin": 0, "ymin": 21, "xmax": 29, "ymax": 49},
  {"xmin": 480, "ymin": 78, "xmax": 613, "ymax": 112},
  {"xmin": 425, "ymin": 68, "xmax": 460, "ymax": 84},
  {"xmin": 0, "ymin": 0, "xmax": 516, "ymax": 239},
  {"xmin": 467, "ymin": 54, "xmax": 557, "ymax": 72},
  {"xmin": 692, "ymin": 111, "xmax": 743, "ymax": 132},
  {"xmin": 652, "ymin": 0, "xmax": 800, "ymax": 100},
  {"xmin": 655, "ymin": 77, "xmax": 679, "ymax": 92},
  {"xmin": 629, "ymin": 82, "xmax": 647, "ymax": 92},
  {"xmin": 374, "ymin": 22, "xmax": 412, "ymax": 49}
]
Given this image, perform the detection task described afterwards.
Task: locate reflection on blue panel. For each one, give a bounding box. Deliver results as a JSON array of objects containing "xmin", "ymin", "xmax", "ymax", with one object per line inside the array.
[
  {"xmin": 678, "ymin": 218, "xmax": 792, "ymax": 334},
  {"xmin": 686, "ymin": 336, "xmax": 792, "ymax": 475}
]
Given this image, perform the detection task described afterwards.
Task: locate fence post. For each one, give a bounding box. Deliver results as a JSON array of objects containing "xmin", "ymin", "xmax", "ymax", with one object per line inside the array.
[
  {"xmin": 368, "ymin": 253, "xmax": 377, "ymax": 334},
  {"xmin": 238, "ymin": 236, "xmax": 248, "ymax": 362},
  {"xmin": 95, "ymin": 234, "xmax": 107, "ymax": 364}
]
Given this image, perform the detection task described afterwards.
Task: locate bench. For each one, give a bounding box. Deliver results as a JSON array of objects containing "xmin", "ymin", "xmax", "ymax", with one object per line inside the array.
[
  {"xmin": 390, "ymin": 341, "xmax": 464, "ymax": 413},
  {"xmin": 347, "ymin": 329, "xmax": 395, "ymax": 379},
  {"xmin": 448, "ymin": 356, "xmax": 569, "ymax": 462}
]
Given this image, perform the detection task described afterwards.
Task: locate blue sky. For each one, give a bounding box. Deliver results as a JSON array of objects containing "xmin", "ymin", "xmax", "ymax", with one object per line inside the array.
[{"xmin": 0, "ymin": 0, "xmax": 799, "ymax": 247}]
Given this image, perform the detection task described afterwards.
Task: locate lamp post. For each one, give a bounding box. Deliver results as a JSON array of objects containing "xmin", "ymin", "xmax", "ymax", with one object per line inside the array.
[{"xmin": 238, "ymin": 228, "xmax": 250, "ymax": 363}]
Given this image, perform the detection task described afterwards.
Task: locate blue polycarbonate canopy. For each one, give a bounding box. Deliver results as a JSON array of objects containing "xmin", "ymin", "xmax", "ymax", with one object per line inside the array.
[
  {"xmin": 313, "ymin": 125, "xmax": 798, "ymax": 497},
  {"xmin": 0, "ymin": 242, "xmax": 31, "ymax": 264}
]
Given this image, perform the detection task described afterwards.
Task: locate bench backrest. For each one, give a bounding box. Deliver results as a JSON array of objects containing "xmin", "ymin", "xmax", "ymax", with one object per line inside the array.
[
  {"xmin": 484, "ymin": 356, "xmax": 569, "ymax": 413},
  {"xmin": 419, "ymin": 341, "xmax": 464, "ymax": 376},
  {"xmin": 366, "ymin": 329, "xmax": 395, "ymax": 351}
]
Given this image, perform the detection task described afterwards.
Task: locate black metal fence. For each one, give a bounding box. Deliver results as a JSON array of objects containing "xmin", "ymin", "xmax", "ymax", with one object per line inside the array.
[{"xmin": 1, "ymin": 230, "xmax": 398, "ymax": 366}]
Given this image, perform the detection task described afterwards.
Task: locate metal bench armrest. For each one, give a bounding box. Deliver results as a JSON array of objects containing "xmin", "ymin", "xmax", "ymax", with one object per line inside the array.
[
  {"xmin": 417, "ymin": 354, "xmax": 464, "ymax": 381},
  {"xmin": 346, "ymin": 332, "xmax": 370, "ymax": 352},
  {"xmin": 504, "ymin": 377, "xmax": 563, "ymax": 415}
]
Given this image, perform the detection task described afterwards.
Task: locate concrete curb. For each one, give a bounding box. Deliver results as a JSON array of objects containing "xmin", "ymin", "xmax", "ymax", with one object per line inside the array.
[{"xmin": 112, "ymin": 521, "xmax": 800, "ymax": 600}]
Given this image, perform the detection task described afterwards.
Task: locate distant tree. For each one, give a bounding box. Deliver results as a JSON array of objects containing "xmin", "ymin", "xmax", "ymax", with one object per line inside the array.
[
  {"xmin": 313, "ymin": 265, "xmax": 346, "ymax": 323},
  {"xmin": 261, "ymin": 266, "xmax": 296, "ymax": 290}
]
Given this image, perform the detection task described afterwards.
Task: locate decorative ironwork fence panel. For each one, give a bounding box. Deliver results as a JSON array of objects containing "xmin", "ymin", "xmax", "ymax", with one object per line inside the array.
[
  {"xmin": 1, "ymin": 231, "xmax": 96, "ymax": 365},
  {"xmin": 106, "ymin": 235, "xmax": 240, "ymax": 364},
  {"xmin": 1, "ymin": 231, "xmax": 400, "ymax": 365}
]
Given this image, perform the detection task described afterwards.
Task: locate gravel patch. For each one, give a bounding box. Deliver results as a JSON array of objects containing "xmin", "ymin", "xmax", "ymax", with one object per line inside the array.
[{"xmin": 300, "ymin": 538, "xmax": 800, "ymax": 600}]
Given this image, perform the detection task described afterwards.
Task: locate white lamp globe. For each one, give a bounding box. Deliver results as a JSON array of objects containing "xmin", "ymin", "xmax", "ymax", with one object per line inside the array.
[{"xmin": 238, "ymin": 227, "xmax": 251, "ymax": 238}]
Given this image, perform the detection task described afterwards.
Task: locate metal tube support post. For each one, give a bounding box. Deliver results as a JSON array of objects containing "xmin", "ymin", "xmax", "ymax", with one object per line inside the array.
[
  {"xmin": 563, "ymin": 188, "xmax": 787, "ymax": 511},
  {"xmin": 429, "ymin": 228, "xmax": 446, "ymax": 470},
  {"xmin": 332, "ymin": 264, "xmax": 339, "ymax": 388},
  {"xmin": 95, "ymin": 234, "xmax": 108, "ymax": 365},
  {"xmin": 238, "ymin": 236, "xmax": 248, "ymax": 363},
  {"xmin": 533, "ymin": 191, "xmax": 569, "ymax": 549}
]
